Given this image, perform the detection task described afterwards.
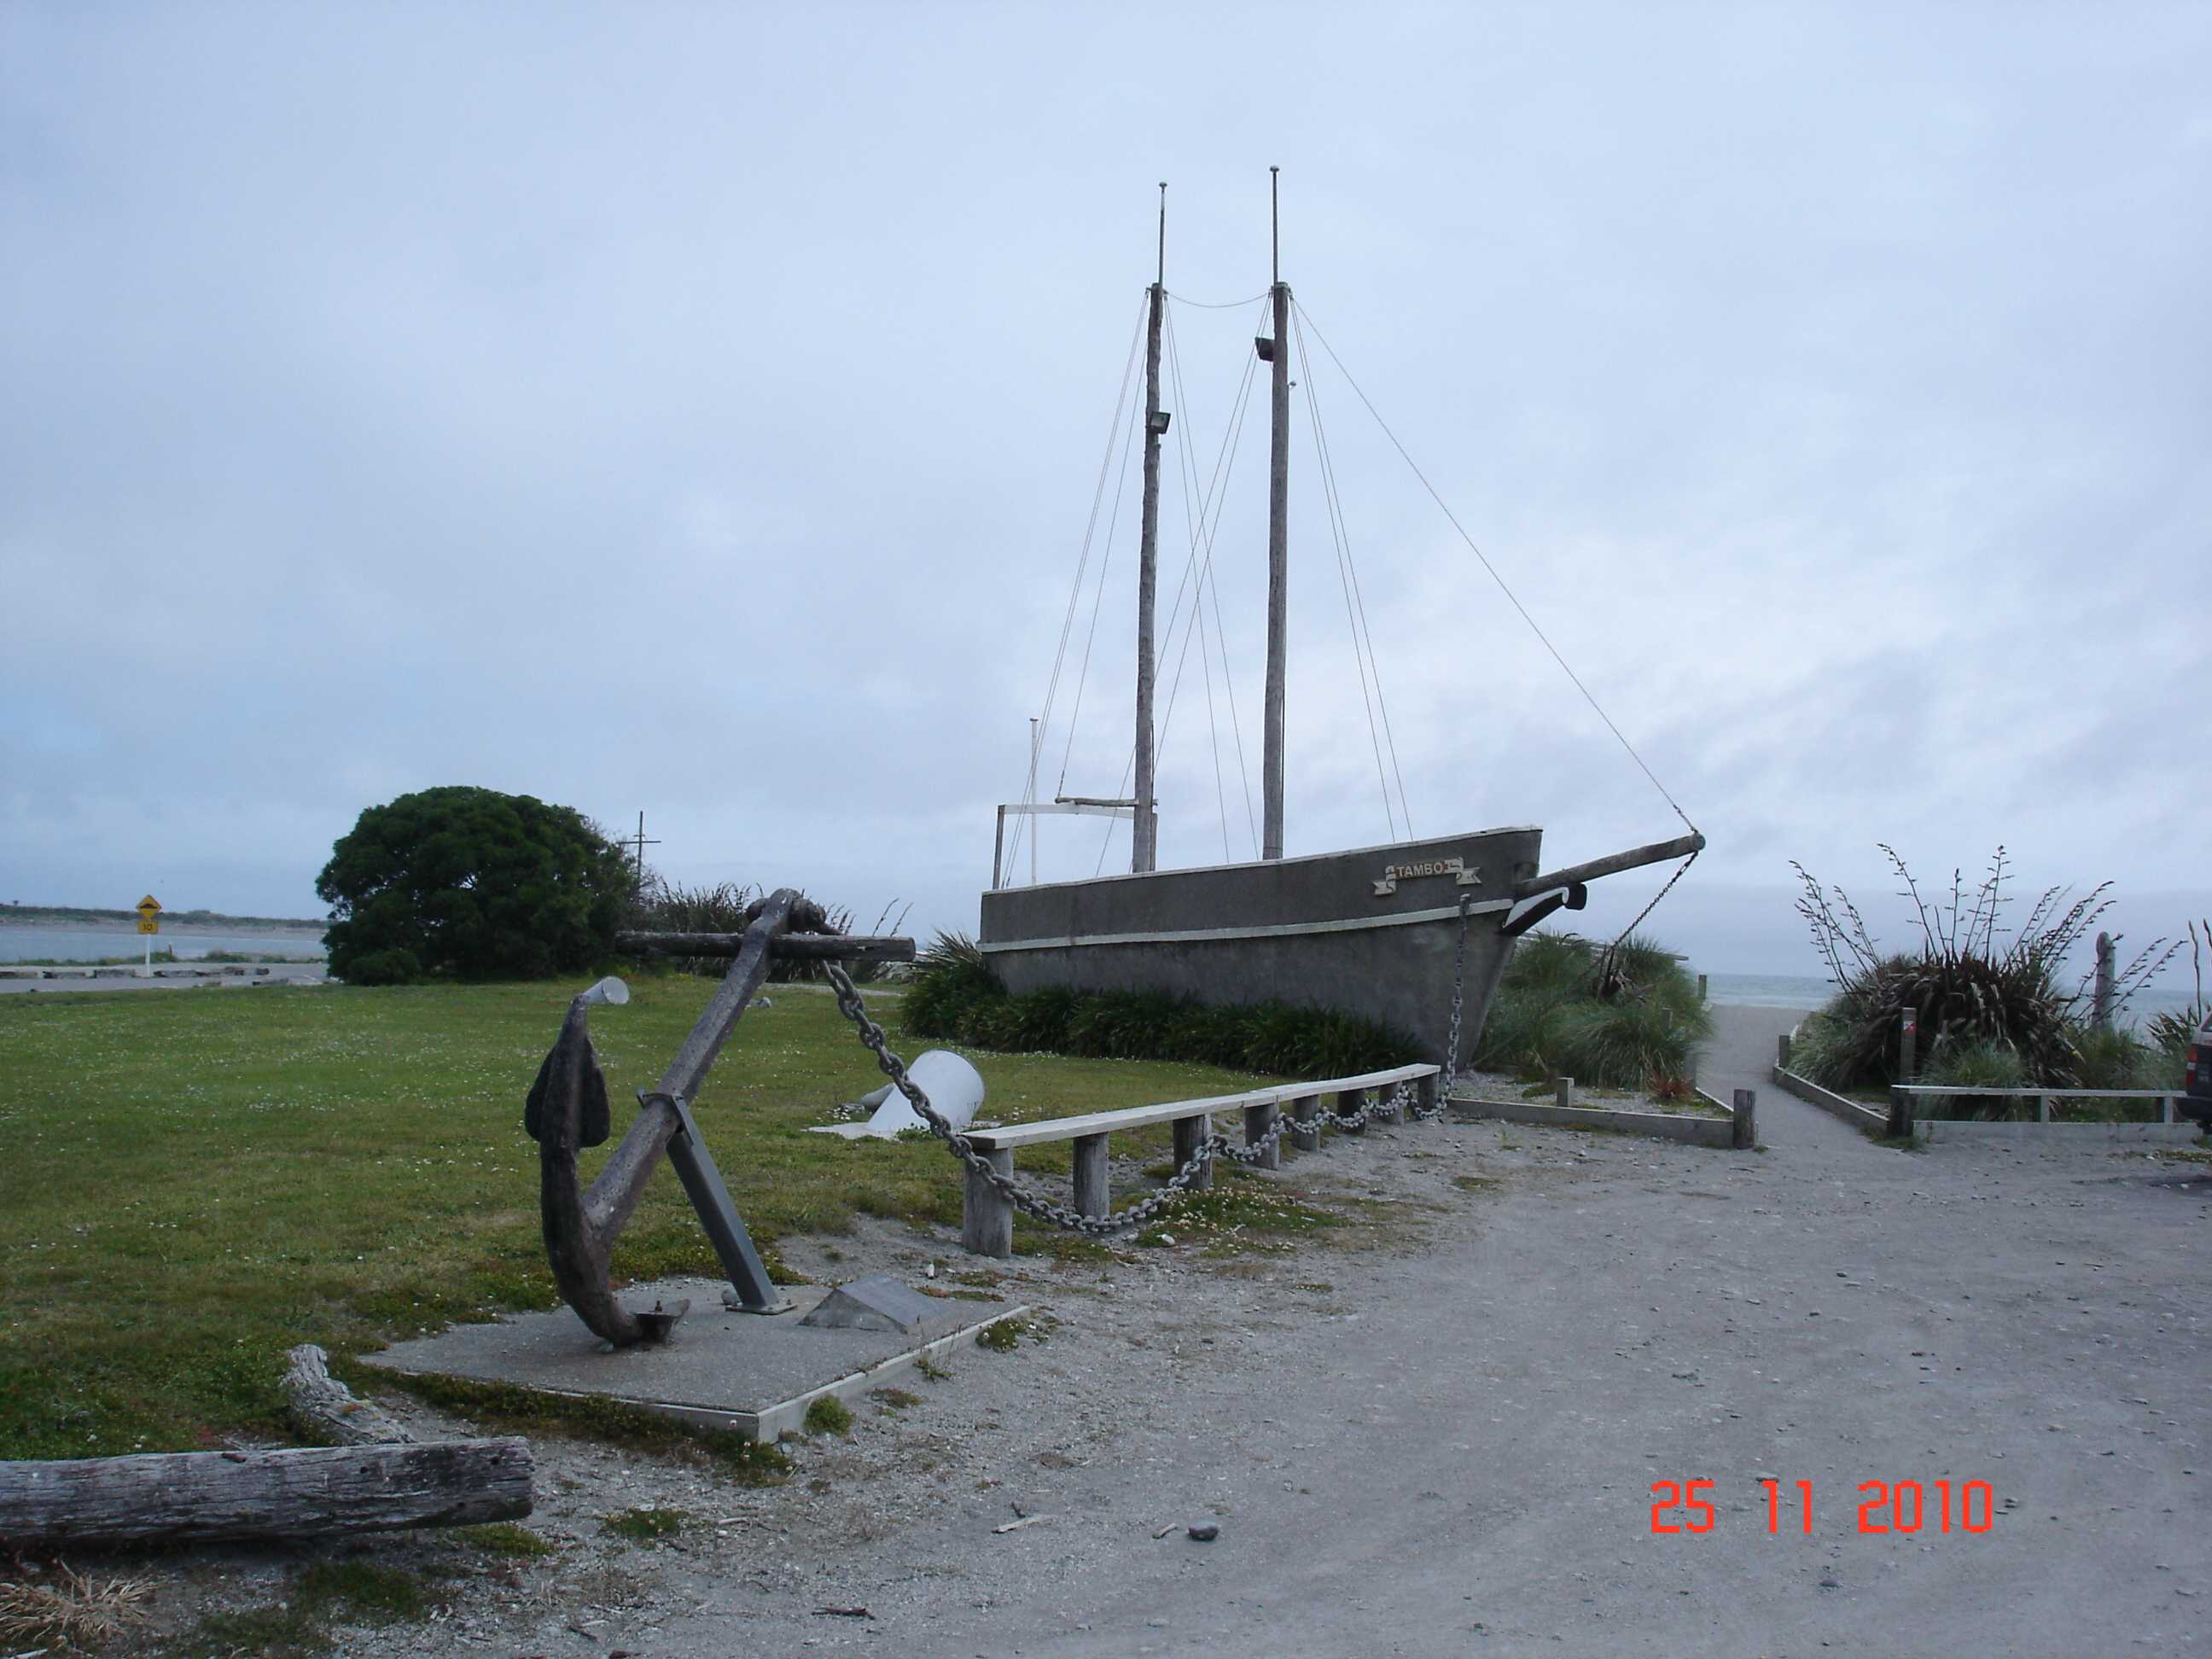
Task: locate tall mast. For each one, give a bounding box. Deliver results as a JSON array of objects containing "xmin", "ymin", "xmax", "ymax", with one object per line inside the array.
[
  {"xmin": 1261, "ymin": 166, "xmax": 1290, "ymax": 860},
  {"xmin": 1132, "ymin": 183, "xmax": 1166, "ymax": 874}
]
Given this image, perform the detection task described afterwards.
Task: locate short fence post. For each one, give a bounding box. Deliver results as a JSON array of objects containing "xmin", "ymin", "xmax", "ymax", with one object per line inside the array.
[
  {"xmin": 2163, "ymin": 1093, "xmax": 2177, "ymax": 1126},
  {"xmin": 1555, "ymin": 1076, "xmax": 1574, "ymax": 1110},
  {"xmin": 1291, "ymin": 1094, "xmax": 1320, "ymax": 1151},
  {"xmin": 962, "ymin": 1148, "xmax": 1016, "ymax": 1260},
  {"xmin": 1732, "ymin": 1087, "xmax": 1755, "ymax": 1150},
  {"xmin": 1172, "ymin": 1112, "xmax": 1214, "ymax": 1190},
  {"xmin": 1071, "ymin": 1133, "xmax": 1110, "ymax": 1218},
  {"xmin": 1776, "ymin": 1032, "xmax": 1792, "ymax": 1071},
  {"xmin": 1243, "ymin": 1102, "xmax": 1281, "ymax": 1170},
  {"xmin": 2034, "ymin": 1094, "xmax": 2049, "ymax": 1124},
  {"xmin": 1697, "ymin": 973, "xmax": 1708, "ymax": 1004},
  {"xmin": 1888, "ymin": 1085, "xmax": 1912, "ymax": 1140},
  {"xmin": 1899, "ymin": 1007, "xmax": 1918, "ymax": 1083}
]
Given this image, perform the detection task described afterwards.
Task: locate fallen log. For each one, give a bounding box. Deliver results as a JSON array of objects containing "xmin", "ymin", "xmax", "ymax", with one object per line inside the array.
[
  {"xmin": 282, "ymin": 1343, "xmax": 415, "ymax": 1447},
  {"xmin": 0, "ymin": 1438, "xmax": 532, "ymax": 1548}
]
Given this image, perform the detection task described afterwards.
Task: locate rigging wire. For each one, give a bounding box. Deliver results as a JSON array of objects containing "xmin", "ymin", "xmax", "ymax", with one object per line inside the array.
[
  {"xmin": 1166, "ymin": 303, "xmax": 1260, "ymax": 855},
  {"xmin": 1164, "ymin": 288, "xmax": 1272, "ymax": 310},
  {"xmin": 1291, "ymin": 300, "xmax": 1698, "ymax": 838},
  {"xmin": 1053, "ymin": 360, "xmax": 1144, "ymax": 796},
  {"xmin": 1290, "ymin": 308, "xmax": 1406, "ymax": 841},
  {"xmin": 1092, "ymin": 327, "xmax": 1262, "ymax": 875},
  {"xmin": 1006, "ymin": 290, "xmax": 1150, "ymax": 876}
]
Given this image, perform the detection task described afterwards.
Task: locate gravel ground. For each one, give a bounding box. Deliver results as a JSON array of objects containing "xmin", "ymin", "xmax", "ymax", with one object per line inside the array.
[{"xmin": 42, "ymin": 1006, "xmax": 2212, "ymax": 1657}]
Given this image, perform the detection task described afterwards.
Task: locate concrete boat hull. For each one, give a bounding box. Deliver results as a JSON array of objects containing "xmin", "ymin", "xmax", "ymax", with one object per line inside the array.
[{"xmin": 977, "ymin": 825, "xmax": 1542, "ymax": 1064}]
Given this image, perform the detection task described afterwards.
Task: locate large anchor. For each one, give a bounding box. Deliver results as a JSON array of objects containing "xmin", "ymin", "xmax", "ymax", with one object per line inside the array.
[{"xmin": 523, "ymin": 888, "xmax": 915, "ymax": 1347}]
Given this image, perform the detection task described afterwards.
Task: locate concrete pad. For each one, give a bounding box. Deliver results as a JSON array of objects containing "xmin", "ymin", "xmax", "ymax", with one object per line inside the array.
[{"xmin": 362, "ymin": 1278, "xmax": 1027, "ymax": 1441}]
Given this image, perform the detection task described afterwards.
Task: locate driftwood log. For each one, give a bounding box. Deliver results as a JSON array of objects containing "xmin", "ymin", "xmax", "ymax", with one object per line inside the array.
[
  {"xmin": 0, "ymin": 1438, "xmax": 533, "ymax": 1548},
  {"xmin": 282, "ymin": 1343, "xmax": 415, "ymax": 1447}
]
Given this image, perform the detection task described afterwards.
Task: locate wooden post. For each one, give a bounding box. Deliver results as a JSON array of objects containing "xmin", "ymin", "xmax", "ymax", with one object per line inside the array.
[
  {"xmin": 1777, "ymin": 1032, "xmax": 1792, "ymax": 1070},
  {"xmin": 0, "ymin": 1440, "xmax": 532, "ymax": 1548},
  {"xmin": 2092, "ymin": 931, "xmax": 2116, "ymax": 1031},
  {"xmin": 1172, "ymin": 1112, "xmax": 1214, "ymax": 1190},
  {"xmin": 1888, "ymin": 1085, "xmax": 1912, "ymax": 1139},
  {"xmin": 1374, "ymin": 1081, "xmax": 1403, "ymax": 1126},
  {"xmin": 1555, "ymin": 1076, "xmax": 1574, "ymax": 1109},
  {"xmin": 1261, "ymin": 168, "xmax": 1289, "ymax": 861},
  {"xmin": 1070, "ymin": 1133, "xmax": 1110, "ymax": 1219},
  {"xmin": 962, "ymin": 1148, "xmax": 1016, "ymax": 1259},
  {"xmin": 2163, "ymin": 1093, "xmax": 2177, "ymax": 1126},
  {"xmin": 1243, "ymin": 1102, "xmax": 1281, "ymax": 1169},
  {"xmin": 1697, "ymin": 972, "xmax": 1708, "ymax": 1003},
  {"xmin": 1899, "ymin": 1007, "xmax": 1918, "ymax": 1082},
  {"xmin": 1290, "ymin": 1093, "xmax": 1320, "ymax": 1151},
  {"xmin": 2034, "ymin": 1093, "xmax": 2049, "ymax": 1124},
  {"xmin": 1414, "ymin": 1071, "xmax": 1438, "ymax": 1117},
  {"xmin": 1732, "ymin": 1087, "xmax": 1755, "ymax": 1150},
  {"xmin": 1133, "ymin": 187, "xmax": 1165, "ymax": 875}
]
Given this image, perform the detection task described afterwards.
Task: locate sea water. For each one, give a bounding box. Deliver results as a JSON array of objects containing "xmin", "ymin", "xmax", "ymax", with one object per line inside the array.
[{"xmin": 0, "ymin": 928, "xmax": 327, "ymax": 963}]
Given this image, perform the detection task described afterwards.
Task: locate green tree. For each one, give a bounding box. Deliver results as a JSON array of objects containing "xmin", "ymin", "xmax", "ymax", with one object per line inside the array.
[{"xmin": 317, "ymin": 786, "xmax": 632, "ymax": 985}]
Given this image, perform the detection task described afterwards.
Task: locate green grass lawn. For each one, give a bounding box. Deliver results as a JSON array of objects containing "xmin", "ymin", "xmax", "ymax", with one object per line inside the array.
[{"xmin": 0, "ymin": 974, "xmax": 1272, "ymax": 1461}]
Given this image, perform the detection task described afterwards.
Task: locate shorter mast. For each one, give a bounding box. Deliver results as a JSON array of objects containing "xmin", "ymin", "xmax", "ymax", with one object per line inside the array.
[
  {"xmin": 1261, "ymin": 166, "xmax": 1290, "ymax": 861},
  {"xmin": 1133, "ymin": 183, "xmax": 1167, "ymax": 873}
]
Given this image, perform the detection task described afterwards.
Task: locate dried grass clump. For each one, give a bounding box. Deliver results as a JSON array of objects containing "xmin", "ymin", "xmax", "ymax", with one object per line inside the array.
[{"xmin": 0, "ymin": 1562, "xmax": 154, "ymax": 1647}]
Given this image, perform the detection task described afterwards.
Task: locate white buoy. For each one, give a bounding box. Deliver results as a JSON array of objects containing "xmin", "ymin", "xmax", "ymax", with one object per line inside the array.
[{"xmin": 863, "ymin": 1050, "xmax": 985, "ymax": 1135}]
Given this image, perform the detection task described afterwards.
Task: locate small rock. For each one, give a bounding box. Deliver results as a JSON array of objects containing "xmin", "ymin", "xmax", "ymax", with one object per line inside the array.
[{"xmin": 1188, "ymin": 1522, "xmax": 1220, "ymax": 1541}]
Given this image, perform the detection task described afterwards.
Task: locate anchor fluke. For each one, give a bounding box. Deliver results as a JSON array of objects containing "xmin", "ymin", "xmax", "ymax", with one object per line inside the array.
[{"xmin": 523, "ymin": 988, "xmax": 615, "ymax": 1150}]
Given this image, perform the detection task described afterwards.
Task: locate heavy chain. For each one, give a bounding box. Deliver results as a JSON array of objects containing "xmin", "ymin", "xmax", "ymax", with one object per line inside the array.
[
  {"xmin": 826, "ymin": 964, "xmax": 1220, "ymax": 1237},
  {"xmin": 1418, "ymin": 898, "xmax": 1474, "ymax": 1122},
  {"xmin": 823, "ymin": 915, "xmax": 1467, "ymax": 1236}
]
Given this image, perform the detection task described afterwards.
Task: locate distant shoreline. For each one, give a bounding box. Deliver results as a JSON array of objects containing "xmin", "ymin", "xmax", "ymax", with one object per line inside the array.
[{"xmin": 0, "ymin": 905, "xmax": 326, "ymax": 936}]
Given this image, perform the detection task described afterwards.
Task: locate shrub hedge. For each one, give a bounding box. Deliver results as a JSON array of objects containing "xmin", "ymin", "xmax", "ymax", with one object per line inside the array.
[{"xmin": 899, "ymin": 934, "xmax": 1423, "ymax": 1078}]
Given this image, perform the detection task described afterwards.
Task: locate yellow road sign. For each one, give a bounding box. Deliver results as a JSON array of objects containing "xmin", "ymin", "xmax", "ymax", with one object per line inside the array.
[
  {"xmin": 137, "ymin": 917, "xmax": 160, "ymax": 935},
  {"xmin": 137, "ymin": 894, "xmax": 162, "ymax": 916}
]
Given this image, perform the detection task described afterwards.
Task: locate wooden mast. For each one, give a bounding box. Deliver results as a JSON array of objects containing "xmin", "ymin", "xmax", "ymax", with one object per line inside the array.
[
  {"xmin": 1261, "ymin": 166, "xmax": 1289, "ymax": 860},
  {"xmin": 1133, "ymin": 183, "xmax": 1166, "ymax": 873}
]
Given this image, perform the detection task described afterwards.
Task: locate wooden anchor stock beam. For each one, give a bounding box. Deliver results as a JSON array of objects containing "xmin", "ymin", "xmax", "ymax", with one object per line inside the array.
[
  {"xmin": 530, "ymin": 892, "xmax": 914, "ymax": 1347},
  {"xmin": 617, "ymin": 930, "xmax": 917, "ymax": 963}
]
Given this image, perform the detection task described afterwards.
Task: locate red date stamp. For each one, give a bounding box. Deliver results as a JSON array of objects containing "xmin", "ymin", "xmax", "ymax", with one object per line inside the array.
[{"xmin": 1650, "ymin": 1479, "xmax": 1994, "ymax": 1535}]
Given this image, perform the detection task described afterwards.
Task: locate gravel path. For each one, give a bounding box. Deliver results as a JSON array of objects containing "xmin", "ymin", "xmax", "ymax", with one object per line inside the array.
[{"xmin": 123, "ymin": 1005, "xmax": 2211, "ymax": 1657}]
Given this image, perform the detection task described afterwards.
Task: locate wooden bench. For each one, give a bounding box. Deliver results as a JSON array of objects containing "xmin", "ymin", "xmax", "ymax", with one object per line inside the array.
[{"xmin": 956, "ymin": 1063, "xmax": 1441, "ymax": 1257}]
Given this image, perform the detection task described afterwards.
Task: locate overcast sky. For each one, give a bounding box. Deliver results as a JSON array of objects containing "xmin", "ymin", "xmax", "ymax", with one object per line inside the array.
[{"xmin": 3, "ymin": 3, "xmax": 2206, "ymax": 983}]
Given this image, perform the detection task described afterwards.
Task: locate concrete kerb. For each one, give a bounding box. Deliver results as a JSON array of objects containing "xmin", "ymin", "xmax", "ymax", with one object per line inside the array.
[
  {"xmin": 1909, "ymin": 1119, "xmax": 2203, "ymax": 1148},
  {"xmin": 1447, "ymin": 1091, "xmax": 1738, "ymax": 1149}
]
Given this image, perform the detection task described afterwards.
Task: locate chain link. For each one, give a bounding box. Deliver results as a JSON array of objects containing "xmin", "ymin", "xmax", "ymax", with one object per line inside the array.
[{"xmin": 823, "ymin": 906, "xmax": 1470, "ymax": 1237}]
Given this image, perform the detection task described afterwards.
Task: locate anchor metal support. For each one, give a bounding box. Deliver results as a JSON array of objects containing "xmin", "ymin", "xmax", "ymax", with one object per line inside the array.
[{"xmin": 525, "ymin": 888, "xmax": 914, "ymax": 1346}]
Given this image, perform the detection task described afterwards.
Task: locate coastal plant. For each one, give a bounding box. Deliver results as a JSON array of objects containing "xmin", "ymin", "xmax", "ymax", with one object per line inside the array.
[
  {"xmin": 1472, "ymin": 928, "xmax": 1710, "ymax": 1088},
  {"xmin": 1790, "ymin": 846, "xmax": 2180, "ymax": 1091}
]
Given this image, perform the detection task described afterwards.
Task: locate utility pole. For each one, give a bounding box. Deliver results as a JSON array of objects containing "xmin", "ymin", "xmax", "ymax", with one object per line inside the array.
[
  {"xmin": 629, "ymin": 811, "xmax": 661, "ymax": 886},
  {"xmin": 1133, "ymin": 183, "xmax": 1167, "ymax": 874},
  {"xmin": 1261, "ymin": 165, "xmax": 1290, "ymax": 861}
]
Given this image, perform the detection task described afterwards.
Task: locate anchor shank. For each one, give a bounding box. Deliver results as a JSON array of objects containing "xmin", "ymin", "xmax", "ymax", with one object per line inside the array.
[{"xmin": 578, "ymin": 888, "xmax": 799, "ymax": 1239}]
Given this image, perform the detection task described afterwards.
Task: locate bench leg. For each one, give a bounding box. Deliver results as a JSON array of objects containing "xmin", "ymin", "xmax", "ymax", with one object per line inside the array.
[
  {"xmin": 1415, "ymin": 1073, "xmax": 1438, "ymax": 1117},
  {"xmin": 1375, "ymin": 1081, "xmax": 1403, "ymax": 1126},
  {"xmin": 1291, "ymin": 1094, "xmax": 1320, "ymax": 1151},
  {"xmin": 962, "ymin": 1148, "xmax": 1016, "ymax": 1259},
  {"xmin": 1336, "ymin": 1087, "xmax": 1369, "ymax": 1132},
  {"xmin": 1171, "ymin": 1112, "xmax": 1214, "ymax": 1190},
  {"xmin": 1243, "ymin": 1102, "xmax": 1280, "ymax": 1169},
  {"xmin": 1071, "ymin": 1132, "xmax": 1110, "ymax": 1219}
]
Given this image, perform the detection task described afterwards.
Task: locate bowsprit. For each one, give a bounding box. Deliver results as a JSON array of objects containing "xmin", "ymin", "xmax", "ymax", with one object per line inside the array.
[{"xmin": 522, "ymin": 888, "xmax": 915, "ymax": 1348}]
